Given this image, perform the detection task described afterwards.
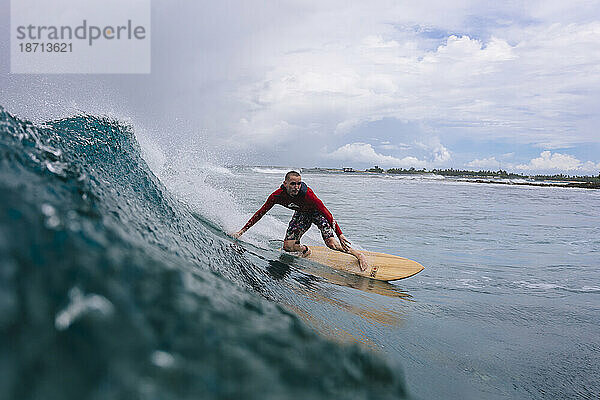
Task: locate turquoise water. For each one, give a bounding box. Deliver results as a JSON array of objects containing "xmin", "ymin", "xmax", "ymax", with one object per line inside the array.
[
  {"xmin": 1, "ymin": 106, "xmax": 598, "ymax": 399},
  {"xmin": 0, "ymin": 108, "xmax": 406, "ymax": 400}
]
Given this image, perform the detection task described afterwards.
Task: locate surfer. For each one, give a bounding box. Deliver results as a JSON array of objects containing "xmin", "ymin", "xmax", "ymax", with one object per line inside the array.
[{"xmin": 233, "ymin": 171, "xmax": 370, "ymax": 271}]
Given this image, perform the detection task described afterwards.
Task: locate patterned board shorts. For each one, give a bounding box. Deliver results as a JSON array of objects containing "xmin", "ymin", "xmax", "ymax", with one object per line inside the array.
[{"xmin": 285, "ymin": 211, "xmax": 335, "ymax": 242}]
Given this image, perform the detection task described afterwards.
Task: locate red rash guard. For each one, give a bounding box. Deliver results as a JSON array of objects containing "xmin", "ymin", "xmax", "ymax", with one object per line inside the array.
[{"xmin": 241, "ymin": 182, "xmax": 343, "ymax": 236}]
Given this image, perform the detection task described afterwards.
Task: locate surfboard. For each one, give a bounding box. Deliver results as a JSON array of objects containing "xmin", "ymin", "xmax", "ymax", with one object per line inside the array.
[{"xmin": 303, "ymin": 246, "xmax": 424, "ymax": 281}]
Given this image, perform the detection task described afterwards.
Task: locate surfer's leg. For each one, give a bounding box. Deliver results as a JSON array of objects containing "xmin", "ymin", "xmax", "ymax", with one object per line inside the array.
[
  {"xmin": 283, "ymin": 239, "xmax": 311, "ymax": 255},
  {"xmin": 312, "ymin": 212, "xmax": 369, "ymax": 270},
  {"xmin": 347, "ymin": 248, "xmax": 370, "ymax": 271},
  {"xmin": 317, "ymin": 227, "xmax": 370, "ymax": 271},
  {"xmin": 283, "ymin": 212, "xmax": 311, "ymax": 256},
  {"xmin": 323, "ymin": 235, "xmax": 370, "ymax": 271},
  {"xmin": 314, "ymin": 212, "xmax": 336, "ymax": 244}
]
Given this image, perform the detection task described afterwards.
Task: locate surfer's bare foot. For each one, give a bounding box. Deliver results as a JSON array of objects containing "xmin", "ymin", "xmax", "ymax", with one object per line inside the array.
[{"xmin": 357, "ymin": 253, "xmax": 369, "ymax": 271}]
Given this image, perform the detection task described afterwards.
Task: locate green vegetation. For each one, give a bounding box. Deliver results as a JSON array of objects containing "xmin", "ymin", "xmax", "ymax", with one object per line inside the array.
[
  {"xmin": 387, "ymin": 167, "xmax": 428, "ymax": 175},
  {"xmin": 530, "ymin": 173, "xmax": 600, "ymax": 183},
  {"xmin": 366, "ymin": 165, "xmax": 384, "ymax": 173},
  {"xmin": 383, "ymin": 167, "xmax": 600, "ymax": 183},
  {"xmin": 430, "ymin": 168, "xmax": 522, "ymax": 179}
]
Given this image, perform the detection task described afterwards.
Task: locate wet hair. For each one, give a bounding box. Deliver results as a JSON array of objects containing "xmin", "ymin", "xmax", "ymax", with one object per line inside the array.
[{"xmin": 284, "ymin": 170, "xmax": 301, "ymax": 181}]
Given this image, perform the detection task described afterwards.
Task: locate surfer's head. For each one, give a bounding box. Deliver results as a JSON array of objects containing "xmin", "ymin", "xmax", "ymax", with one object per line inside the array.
[{"xmin": 283, "ymin": 171, "xmax": 302, "ymax": 196}]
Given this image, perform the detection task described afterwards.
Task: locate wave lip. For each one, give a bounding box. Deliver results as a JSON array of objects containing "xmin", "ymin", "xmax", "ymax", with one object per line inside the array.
[{"xmin": 0, "ymin": 106, "xmax": 408, "ymax": 400}]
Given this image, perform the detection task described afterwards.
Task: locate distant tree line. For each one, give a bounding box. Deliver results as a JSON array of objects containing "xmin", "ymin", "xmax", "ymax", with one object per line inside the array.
[{"xmin": 381, "ymin": 167, "xmax": 600, "ymax": 183}]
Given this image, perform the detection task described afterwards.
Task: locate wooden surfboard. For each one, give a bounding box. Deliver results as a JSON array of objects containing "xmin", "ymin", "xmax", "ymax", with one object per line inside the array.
[{"xmin": 304, "ymin": 246, "xmax": 424, "ymax": 281}]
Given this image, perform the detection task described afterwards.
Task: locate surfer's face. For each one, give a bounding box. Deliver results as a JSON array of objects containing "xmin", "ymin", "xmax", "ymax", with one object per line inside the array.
[{"xmin": 284, "ymin": 176, "xmax": 302, "ymax": 196}]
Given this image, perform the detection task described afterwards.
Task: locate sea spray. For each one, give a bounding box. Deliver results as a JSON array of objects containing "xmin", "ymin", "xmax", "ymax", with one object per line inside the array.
[
  {"xmin": 156, "ymin": 144, "xmax": 323, "ymax": 247},
  {"xmin": 0, "ymin": 106, "xmax": 408, "ymax": 399}
]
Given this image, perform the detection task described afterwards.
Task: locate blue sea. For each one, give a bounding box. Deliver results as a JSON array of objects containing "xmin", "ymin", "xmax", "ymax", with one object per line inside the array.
[{"xmin": 1, "ymin": 106, "xmax": 598, "ymax": 399}]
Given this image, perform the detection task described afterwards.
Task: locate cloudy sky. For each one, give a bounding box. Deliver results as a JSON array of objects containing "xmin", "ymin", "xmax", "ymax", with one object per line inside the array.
[{"xmin": 1, "ymin": 0, "xmax": 600, "ymax": 174}]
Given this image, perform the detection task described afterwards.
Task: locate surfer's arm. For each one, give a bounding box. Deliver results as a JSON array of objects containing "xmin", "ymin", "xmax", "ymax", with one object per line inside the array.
[
  {"xmin": 308, "ymin": 190, "xmax": 366, "ymax": 269},
  {"xmin": 235, "ymin": 194, "xmax": 276, "ymax": 237},
  {"xmin": 337, "ymin": 234, "xmax": 352, "ymax": 251},
  {"xmin": 306, "ymin": 190, "xmax": 343, "ymax": 237}
]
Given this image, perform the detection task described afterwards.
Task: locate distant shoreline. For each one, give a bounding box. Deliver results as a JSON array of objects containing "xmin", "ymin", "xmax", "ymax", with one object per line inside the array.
[
  {"xmin": 298, "ymin": 167, "xmax": 600, "ymax": 189},
  {"xmin": 457, "ymin": 179, "xmax": 600, "ymax": 190}
]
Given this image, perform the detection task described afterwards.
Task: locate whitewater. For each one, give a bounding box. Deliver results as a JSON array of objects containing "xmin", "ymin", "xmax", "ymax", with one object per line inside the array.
[{"xmin": 1, "ymin": 107, "xmax": 599, "ymax": 399}]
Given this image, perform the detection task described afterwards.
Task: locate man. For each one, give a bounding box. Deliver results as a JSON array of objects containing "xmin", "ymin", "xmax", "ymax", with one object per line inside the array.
[{"xmin": 233, "ymin": 171, "xmax": 369, "ymax": 271}]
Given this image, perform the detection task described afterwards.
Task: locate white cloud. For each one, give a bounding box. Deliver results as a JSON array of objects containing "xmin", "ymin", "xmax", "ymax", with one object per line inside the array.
[
  {"xmin": 415, "ymin": 138, "xmax": 452, "ymax": 163},
  {"xmin": 378, "ymin": 142, "xmax": 412, "ymax": 151},
  {"xmin": 362, "ymin": 35, "xmax": 401, "ymax": 49},
  {"xmin": 433, "ymin": 142, "xmax": 451, "ymax": 163},
  {"xmin": 515, "ymin": 151, "xmax": 600, "ymax": 172},
  {"xmin": 328, "ymin": 143, "xmax": 426, "ymax": 168},
  {"xmin": 227, "ymin": 6, "xmax": 600, "ymax": 155},
  {"xmin": 3, "ymin": 1, "xmax": 600, "ymax": 170},
  {"xmin": 467, "ymin": 157, "xmax": 501, "ymax": 169}
]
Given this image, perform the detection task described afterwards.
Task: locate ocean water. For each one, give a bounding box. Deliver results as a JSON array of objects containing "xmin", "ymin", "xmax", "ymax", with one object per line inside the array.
[
  {"xmin": 187, "ymin": 167, "xmax": 600, "ymax": 400},
  {"xmin": 1, "ymin": 106, "xmax": 599, "ymax": 399}
]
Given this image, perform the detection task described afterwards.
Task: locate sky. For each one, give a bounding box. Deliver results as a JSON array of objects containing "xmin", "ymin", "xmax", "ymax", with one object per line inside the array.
[{"xmin": 1, "ymin": 0, "xmax": 600, "ymax": 174}]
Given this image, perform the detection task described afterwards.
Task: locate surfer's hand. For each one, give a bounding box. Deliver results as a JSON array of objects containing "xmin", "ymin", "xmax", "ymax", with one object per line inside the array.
[
  {"xmin": 357, "ymin": 253, "xmax": 368, "ymax": 271},
  {"xmin": 232, "ymin": 230, "xmax": 244, "ymax": 239},
  {"xmin": 339, "ymin": 234, "xmax": 351, "ymax": 251}
]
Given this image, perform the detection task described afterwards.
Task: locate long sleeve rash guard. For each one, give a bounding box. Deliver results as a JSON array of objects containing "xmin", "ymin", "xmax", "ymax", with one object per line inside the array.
[{"xmin": 241, "ymin": 182, "xmax": 343, "ymax": 236}]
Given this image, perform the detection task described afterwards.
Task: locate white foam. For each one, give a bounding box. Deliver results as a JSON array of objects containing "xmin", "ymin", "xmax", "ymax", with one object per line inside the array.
[
  {"xmin": 457, "ymin": 278, "xmax": 484, "ymax": 289},
  {"xmin": 513, "ymin": 280, "xmax": 600, "ymax": 293},
  {"xmin": 159, "ymin": 159, "xmax": 245, "ymax": 233},
  {"xmin": 135, "ymin": 130, "xmax": 166, "ymax": 176},
  {"xmin": 251, "ymin": 167, "xmax": 300, "ymax": 174},
  {"xmin": 385, "ymin": 174, "xmax": 446, "ymax": 181},
  {"xmin": 526, "ymin": 283, "xmax": 562, "ymax": 290},
  {"xmin": 155, "ymin": 152, "xmax": 321, "ymax": 246},
  {"xmin": 580, "ymin": 286, "xmax": 600, "ymax": 293},
  {"xmin": 199, "ymin": 163, "xmax": 235, "ymax": 176},
  {"xmin": 55, "ymin": 287, "xmax": 114, "ymax": 331},
  {"xmin": 151, "ymin": 351, "xmax": 176, "ymax": 368}
]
